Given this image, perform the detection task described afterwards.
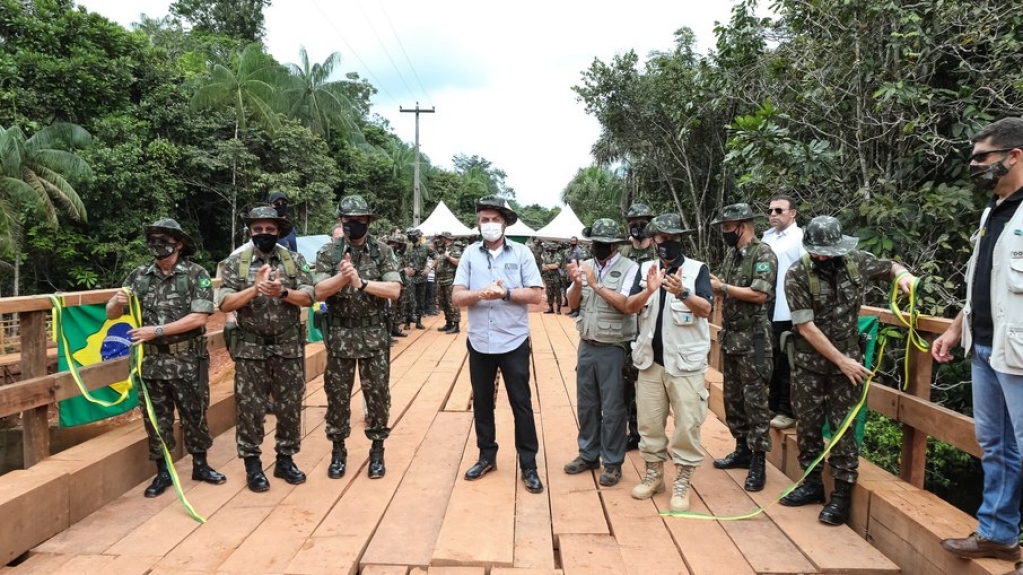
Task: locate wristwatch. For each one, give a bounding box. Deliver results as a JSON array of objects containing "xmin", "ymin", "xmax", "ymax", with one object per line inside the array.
[
  {"xmin": 154, "ymin": 325, "xmax": 164, "ymax": 337},
  {"xmin": 503, "ymin": 288, "xmax": 513, "ymax": 301},
  {"xmin": 680, "ymin": 288, "xmax": 691, "ymax": 300},
  {"xmin": 279, "ymin": 289, "xmax": 289, "ymax": 299},
  {"xmin": 358, "ymin": 278, "xmax": 369, "ymax": 291}
]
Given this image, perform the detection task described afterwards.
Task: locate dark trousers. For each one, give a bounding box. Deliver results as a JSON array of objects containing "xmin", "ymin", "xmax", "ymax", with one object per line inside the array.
[
  {"xmin": 467, "ymin": 338, "xmax": 539, "ymax": 469},
  {"xmin": 769, "ymin": 321, "xmax": 794, "ymax": 417}
]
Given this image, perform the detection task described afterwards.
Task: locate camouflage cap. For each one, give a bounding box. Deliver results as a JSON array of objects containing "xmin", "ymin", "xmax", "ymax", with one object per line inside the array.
[
  {"xmin": 268, "ymin": 191, "xmax": 288, "ymax": 204},
  {"xmin": 385, "ymin": 234, "xmax": 407, "ymax": 245},
  {"xmin": 336, "ymin": 194, "xmax": 378, "ymax": 221},
  {"xmin": 144, "ymin": 218, "xmax": 196, "ymax": 256},
  {"xmin": 437, "ymin": 231, "xmax": 454, "ymax": 241},
  {"xmin": 243, "ymin": 205, "xmax": 293, "ymax": 237},
  {"xmin": 582, "ymin": 218, "xmax": 628, "ymax": 243},
  {"xmin": 710, "ymin": 202, "xmax": 756, "ymax": 225},
  {"xmin": 803, "ymin": 216, "xmax": 859, "ymax": 257},
  {"xmin": 475, "ymin": 195, "xmax": 518, "ymax": 226},
  {"xmin": 406, "ymin": 227, "xmax": 422, "ymax": 237},
  {"xmin": 644, "ymin": 213, "xmax": 692, "ymax": 237},
  {"xmin": 625, "ymin": 203, "xmax": 655, "ymax": 220}
]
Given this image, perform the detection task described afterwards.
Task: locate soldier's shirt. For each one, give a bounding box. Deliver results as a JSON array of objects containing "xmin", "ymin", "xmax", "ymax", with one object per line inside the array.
[
  {"xmin": 541, "ymin": 251, "xmax": 564, "ymax": 278},
  {"xmin": 785, "ymin": 250, "xmax": 892, "ymax": 374},
  {"xmin": 216, "ymin": 247, "xmax": 315, "ymax": 359},
  {"xmin": 123, "ymin": 258, "xmax": 214, "ymax": 375},
  {"xmin": 434, "ymin": 245, "xmax": 462, "ymax": 282},
  {"xmin": 313, "ymin": 237, "xmax": 402, "ymax": 358},
  {"xmin": 719, "ymin": 239, "xmax": 777, "ymax": 355},
  {"xmin": 407, "ymin": 243, "xmax": 435, "ymax": 283},
  {"xmin": 620, "ymin": 243, "xmax": 657, "ymax": 264}
]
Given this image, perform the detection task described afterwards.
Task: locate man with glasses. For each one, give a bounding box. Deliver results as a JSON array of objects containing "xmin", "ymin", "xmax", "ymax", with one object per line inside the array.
[
  {"xmin": 762, "ymin": 196, "xmax": 805, "ymax": 430},
  {"xmin": 935, "ymin": 118, "xmax": 1023, "ymax": 575}
]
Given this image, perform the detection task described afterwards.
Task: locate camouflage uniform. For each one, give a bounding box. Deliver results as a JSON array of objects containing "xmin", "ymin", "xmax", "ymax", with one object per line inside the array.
[
  {"xmin": 541, "ymin": 246, "xmax": 565, "ymax": 312},
  {"xmin": 619, "ymin": 203, "xmax": 657, "ymax": 448},
  {"xmin": 217, "ymin": 241, "xmax": 314, "ymax": 460},
  {"xmin": 433, "ymin": 233, "xmax": 462, "ymax": 328},
  {"xmin": 385, "ymin": 235, "xmax": 411, "ymax": 335},
  {"xmin": 718, "ymin": 235, "xmax": 777, "ymax": 454},
  {"xmin": 406, "ymin": 231, "xmax": 434, "ymax": 318}
]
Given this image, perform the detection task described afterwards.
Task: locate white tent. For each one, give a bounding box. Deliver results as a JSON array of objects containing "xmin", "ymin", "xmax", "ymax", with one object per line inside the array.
[
  {"xmin": 505, "ymin": 219, "xmax": 537, "ymax": 237},
  {"xmin": 417, "ymin": 201, "xmax": 476, "ymax": 237},
  {"xmin": 534, "ymin": 204, "xmax": 587, "ymax": 241}
]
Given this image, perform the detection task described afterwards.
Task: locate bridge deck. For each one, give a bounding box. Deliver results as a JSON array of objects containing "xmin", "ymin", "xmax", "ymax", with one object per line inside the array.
[{"xmin": 4, "ymin": 312, "xmax": 902, "ymax": 575}]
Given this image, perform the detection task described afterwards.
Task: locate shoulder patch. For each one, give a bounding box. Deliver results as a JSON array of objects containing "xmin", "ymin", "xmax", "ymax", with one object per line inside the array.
[
  {"xmin": 755, "ymin": 262, "xmax": 771, "ymax": 273},
  {"xmin": 198, "ymin": 278, "xmax": 212, "ymax": 288}
]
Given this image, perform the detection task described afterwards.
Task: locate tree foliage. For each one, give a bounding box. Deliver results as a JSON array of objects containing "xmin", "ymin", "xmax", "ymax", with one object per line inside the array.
[{"xmin": 170, "ymin": 0, "xmax": 271, "ymax": 43}]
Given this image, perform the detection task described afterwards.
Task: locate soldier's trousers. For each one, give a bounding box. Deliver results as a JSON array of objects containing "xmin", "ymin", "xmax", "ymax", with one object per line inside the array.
[
  {"xmin": 437, "ymin": 282, "xmax": 459, "ymax": 323},
  {"xmin": 234, "ymin": 356, "xmax": 305, "ymax": 458},
  {"xmin": 543, "ymin": 276, "xmax": 561, "ymax": 308},
  {"xmin": 722, "ymin": 353, "xmax": 773, "ymax": 453},
  {"xmin": 623, "ymin": 356, "xmax": 640, "ymax": 438},
  {"xmin": 324, "ymin": 353, "xmax": 392, "ymax": 443},
  {"xmin": 412, "ymin": 281, "xmax": 428, "ymax": 315},
  {"xmin": 791, "ymin": 367, "xmax": 860, "ymax": 483},
  {"xmin": 138, "ymin": 356, "xmax": 213, "ymax": 460},
  {"xmin": 399, "ymin": 283, "xmax": 416, "ymax": 322}
]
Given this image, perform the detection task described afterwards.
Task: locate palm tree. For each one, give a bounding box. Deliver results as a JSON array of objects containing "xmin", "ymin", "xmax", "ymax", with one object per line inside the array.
[
  {"xmin": 0, "ymin": 122, "xmax": 91, "ymax": 295},
  {"xmin": 282, "ymin": 47, "xmax": 363, "ymax": 142},
  {"xmin": 561, "ymin": 166, "xmax": 624, "ymax": 224},
  {"xmin": 191, "ymin": 42, "xmax": 284, "ymax": 246}
]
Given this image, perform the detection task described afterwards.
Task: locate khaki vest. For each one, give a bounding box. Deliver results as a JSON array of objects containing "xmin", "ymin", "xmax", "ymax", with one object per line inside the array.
[
  {"xmin": 632, "ymin": 258, "xmax": 711, "ymax": 376},
  {"xmin": 576, "ymin": 255, "xmax": 638, "ymax": 343}
]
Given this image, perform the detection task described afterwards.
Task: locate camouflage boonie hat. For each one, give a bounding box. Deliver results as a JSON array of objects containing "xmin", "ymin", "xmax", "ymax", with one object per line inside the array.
[
  {"xmin": 437, "ymin": 231, "xmax": 454, "ymax": 241},
  {"xmin": 144, "ymin": 218, "xmax": 196, "ymax": 256},
  {"xmin": 803, "ymin": 216, "xmax": 859, "ymax": 257},
  {"xmin": 475, "ymin": 195, "xmax": 518, "ymax": 226},
  {"xmin": 385, "ymin": 234, "xmax": 406, "ymax": 245},
  {"xmin": 243, "ymin": 205, "xmax": 293, "ymax": 237},
  {"xmin": 406, "ymin": 227, "xmax": 422, "ymax": 238},
  {"xmin": 336, "ymin": 194, "xmax": 378, "ymax": 221},
  {"xmin": 583, "ymin": 218, "xmax": 628, "ymax": 243},
  {"xmin": 644, "ymin": 213, "xmax": 692, "ymax": 237},
  {"xmin": 625, "ymin": 203, "xmax": 655, "ymax": 220},
  {"xmin": 710, "ymin": 202, "xmax": 756, "ymax": 225}
]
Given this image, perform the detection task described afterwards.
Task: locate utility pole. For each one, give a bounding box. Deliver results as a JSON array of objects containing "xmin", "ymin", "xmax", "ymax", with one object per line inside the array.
[{"xmin": 400, "ymin": 102, "xmax": 435, "ymax": 226}]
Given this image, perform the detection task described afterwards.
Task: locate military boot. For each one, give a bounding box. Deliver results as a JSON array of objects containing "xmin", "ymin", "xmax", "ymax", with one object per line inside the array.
[
  {"xmin": 544, "ymin": 305, "xmax": 554, "ymax": 314},
  {"xmin": 670, "ymin": 464, "xmax": 695, "ymax": 513},
  {"xmin": 192, "ymin": 452, "xmax": 227, "ymax": 485},
  {"xmin": 273, "ymin": 454, "xmax": 307, "ymax": 485},
  {"xmin": 437, "ymin": 321, "xmax": 452, "ymax": 332},
  {"xmin": 403, "ymin": 320, "xmax": 411, "ymax": 331},
  {"xmin": 713, "ymin": 438, "xmax": 752, "ymax": 469},
  {"xmin": 244, "ymin": 456, "xmax": 270, "ymax": 492},
  {"xmin": 328, "ymin": 441, "xmax": 347, "ymax": 479},
  {"xmin": 744, "ymin": 451, "xmax": 766, "ymax": 492},
  {"xmin": 391, "ymin": 326, "xmax": 407, "ymax": 338},
  {"xmin": 557, "ymin": 304, "xmax": 562, "ymax": 314},
  {"xmin": 415, "ymin": 317, "xmax": 425, "ymax": 330},
  {"xmin": 144, "ymin": 459, "xmax": 173, "ymax": 498},
  {"xmin": 368, "ymin": 440, "xmax": 385, "ymax": 479},
  {"xmin": 819, "ymin": 480, "xmax": 854, "ymax": 525},
  {"xmin": 630, "ymin": 461, "xmax": 665, "ymax": 500},
  {"xmin": 780, "ymin": 472, "xmax": 825, "ymax": 506},
  {"xmin": 445, "ymin": 321, "xmax": 460, "ymax": 334}
]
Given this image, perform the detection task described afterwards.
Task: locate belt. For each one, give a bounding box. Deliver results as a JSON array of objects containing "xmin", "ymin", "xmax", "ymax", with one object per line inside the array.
[
  {"xmin": 143, "ymin": 337, "xmax": 204, "ymax": 355},
  {"xmin": 236, "ymin": 323, "xmax": 301, "ymax": 346},
  {"xmin": 327, "ymin": 314, "xmax": 384, "ymax": 329},
  {"xmin": 583, "ymin": 339, "xmax": 627, "ymax": 349},
  {"xmin": 729, "ymin": 314, "xmax": 769, "ymax": 330},
  {"xmin": 794, "ymin": 333, "xmax": 859, "ymax": 352}
]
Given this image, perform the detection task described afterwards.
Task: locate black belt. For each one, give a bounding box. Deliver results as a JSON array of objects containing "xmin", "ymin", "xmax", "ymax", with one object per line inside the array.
[
  {"xmin": 236, "ymin": 324, "xmax": 301, "ymax": 346},
  {"xmin": 144, "ymin": 336, "xmax": 204, "ymax": 355},
  {"xmin": 729, "ymin": 314, "xmax": 769, "ymax": 330},
  {"xmin": 327, "ymin": 314, "xmax": 384, "ymax": 328}
]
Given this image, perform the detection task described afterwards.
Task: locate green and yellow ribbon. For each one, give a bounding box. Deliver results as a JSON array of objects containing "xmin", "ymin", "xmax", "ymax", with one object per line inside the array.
[
  {"xmin": 888, "ymin": 272, "xmax": 930, "ymax": 390},
  {"xmin": 49, "ymin": 294, "xmax": 132, "ymax": 407}
]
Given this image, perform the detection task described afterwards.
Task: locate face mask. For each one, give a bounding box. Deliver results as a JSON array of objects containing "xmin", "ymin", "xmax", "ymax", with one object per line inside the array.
[
  {"xmin": 722, "ymin": 224, "xmax": 742, "ymax": 248},
  {"xmin": 970, "ymin": 160, "xmax": 1010, "ymax": 191},
  {"xmin": 395, "ymin": 245, "xmax": 405, "ymax": 254},
  {"xmin": 252, "ymin": 233, "xmax": 279, "ymax": 254},
  {"xmin": 629, "ymin": 224, "xmax": 646, "ymax": 239},
  {"xmin": 344, "ymin": 220, "xmax": 368, "ymax": 240},
  {"xmin": 480, "ymin": 222, "xmax": 503, "ymax": 242},
  {"xmin": 147, "ymin": 239, "xmax": 176, "ymax": 261},
  {"xmin": 274, "ymin": 204, "xmax": 289, "ymax": 218},
  {"xmin": 592, "ymin": 242, "xmax": 614, "ymax": 261},
  {"xmin": 656, "ymin": 239, "xmax": 682, "ymax": 262},
  {"xmin": 812, "ymin": 256, "xmax": 842, "ymax": 273}
]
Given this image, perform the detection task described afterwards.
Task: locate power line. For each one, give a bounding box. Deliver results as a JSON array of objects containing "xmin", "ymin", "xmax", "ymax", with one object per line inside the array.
[
  {"xmin": 352, "ymin": 0, "xmax": 419, "ymax": 103},
  {"xmin": 377, "ymin": 2, "xmax": 433, "ymax": 105}
]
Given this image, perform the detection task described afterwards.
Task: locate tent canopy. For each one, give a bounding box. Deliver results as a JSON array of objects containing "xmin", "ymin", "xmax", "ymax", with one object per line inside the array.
[
  {"xmin": 505, "ymin": 219, "xmax": 536, "ymax": 237},
  {"xmin": 417, "ymin": 201, "xmax": 477, "ymax": 237},
  {"xmin": 534, "ymin": 204, "xmax": 587, "ymax": 241}
]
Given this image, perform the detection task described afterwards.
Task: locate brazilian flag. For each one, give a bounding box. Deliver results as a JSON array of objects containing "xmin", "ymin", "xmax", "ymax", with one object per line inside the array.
[
  {"xmin": 822, "ymin": 315, "xmax": 879, "ymax": 444},
  {"xmin": 56, "ymin": 304, "xmax": 139, "ymax": 427}
]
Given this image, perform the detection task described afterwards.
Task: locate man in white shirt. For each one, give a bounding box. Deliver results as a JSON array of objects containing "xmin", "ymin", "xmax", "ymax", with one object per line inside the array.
[{"xmin": 761, "ymin": 195, "xmax": 805, "ymax": 430}]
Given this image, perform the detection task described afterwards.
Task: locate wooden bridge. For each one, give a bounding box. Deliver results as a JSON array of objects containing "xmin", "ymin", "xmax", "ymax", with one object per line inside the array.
[{"xmin": 0, "ymin": 290, "xmax": 1015, "ymax": 575}]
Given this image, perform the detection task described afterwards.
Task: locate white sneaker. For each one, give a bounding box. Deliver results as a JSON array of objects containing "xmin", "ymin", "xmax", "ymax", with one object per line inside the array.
[{"xmin": 770, "ymin": 414, "xmax": 797, "ymax": 429}]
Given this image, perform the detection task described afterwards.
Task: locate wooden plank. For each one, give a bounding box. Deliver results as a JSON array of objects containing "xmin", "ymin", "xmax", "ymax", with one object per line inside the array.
[
  {"xmin": 3, "ymin": 553, "xmax": 74, "ymax": 574},
  {"xmin": 898, "ymin": 393, "xmax": 980, "ymax": 458},
  {"xmin": 362, "ymin": 566, "xmax": 410, "ymax": 575},
  {"xmin": 0, "ymin": 290, "xmax": 120, "ymax": 314},
  {"xmin": 901, "ymin": 339, "xmax": 933, "ymax": 488},
  {"xmin": 0, "ymin": 465, "xmax": 70, "ymax": 565},
  {"xmin": 558, "ymin": 534, "xmax": 628, "ymax": 575},
  {"xmin": 48, "ymin": 554, "xmax": 159, "ymax": 575},
  {"xmin": 19, "ymin": 310, "xmax": 48, "ymax": 467},
  {"xmin": 512, "ymin": 402, "xmax": 556, "ymax": 571},
  {"xmin": 361, "ymin": 412, "xmax": 473, "ymax": 569},
  {"xmin": 490, "ymin": 570, "xmax": 564, "ymax": 575}
]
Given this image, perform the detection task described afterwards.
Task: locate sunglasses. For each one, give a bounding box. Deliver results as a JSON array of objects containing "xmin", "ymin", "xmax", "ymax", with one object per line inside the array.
[
  {"xmin": 768, "ymin": 207, "xmax": 791, "ymax": 215},
  {"xmin": 970, "ymin": 148, "xmax": 1016, "ymax": 163}
]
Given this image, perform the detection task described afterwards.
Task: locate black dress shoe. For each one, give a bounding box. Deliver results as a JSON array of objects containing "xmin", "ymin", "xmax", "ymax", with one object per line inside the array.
[
  {"xmin": 244, "ymin": 457, "xmax": 270, "ymax": 493},
  {"xmin": 328, "ymin": 449, "xmax": 347, "ymax": 479},
  {"xmin": 273, "ymin": 455, "xmax": 307, "ymax": 485},
  {"xmin": 522, "ymin": 468, "xmax": 544, "ymax": 493},
  {"xmin": 144, "ymin": 468, "xmax": 173, "ymax": 498},
  {"xmin": 464, "ymin": 460, "xmax": 496, "ymax": 480}
]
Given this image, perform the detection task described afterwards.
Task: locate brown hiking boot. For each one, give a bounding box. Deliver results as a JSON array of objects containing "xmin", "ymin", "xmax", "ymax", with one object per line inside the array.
[{"xmin": 631, "ymin": 461, "xmax": 665, "ymax": 499}]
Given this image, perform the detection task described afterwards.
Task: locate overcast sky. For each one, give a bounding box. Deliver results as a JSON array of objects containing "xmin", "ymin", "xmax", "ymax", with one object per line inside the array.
[{"xmin": 76, "ymin": 0, "xmax": 736, "ymax": 208}]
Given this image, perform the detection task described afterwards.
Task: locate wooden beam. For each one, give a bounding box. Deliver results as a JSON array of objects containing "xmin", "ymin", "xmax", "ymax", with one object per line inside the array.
[
  {"xmin": 860, "ymin": 306, "xmax": 951, "ymax": 334},
  {"xmin": 900, "ymin": 335, "xmax": 934, "ymax": 488},
  {"xmin": 899, "ymin": 393, "xmax": 981, "ymax": 458},
  {"xmin": 19, "ymin": 310, "xmax": 49, "ymax": 468}
]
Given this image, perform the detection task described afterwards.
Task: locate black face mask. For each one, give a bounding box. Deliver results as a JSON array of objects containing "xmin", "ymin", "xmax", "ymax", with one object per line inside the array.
[
  {"xmin": 274, "ymin": 204, "xmax": 289, "ymax": 218},
  {"xmin": 629, "ymin": 224, "xmax": 646, "ymax": 239},
  {"xmin": 592, "ymin": 242, "xmax": 614, "ymax": 261},
  {"xmin": 811, "ymin": 256, "xmax": 842, "ymax": 273},
  {"xmin": 344, "ymin": 220, "xmax": 368, "ymax": 240},
  {"xmin": 722, "ymin": 224, "xmax": 743, "ymax": 248},
  {"xmin": 657, "ymin": 239, "xmax": 682, "ymax": 262},
  {"xmin": 970, "ymin": 160, "xmax": 1010, "ymax": 191},
  {"xmin": 252, "ymin": 233, "xmax": 279, "ymax": 254},
  {"xmin": 147, "ymin": 240, "xmax": 176, "ymax": 261}
]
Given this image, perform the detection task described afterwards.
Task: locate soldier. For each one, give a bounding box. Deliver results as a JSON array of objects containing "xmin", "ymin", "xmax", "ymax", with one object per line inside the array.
[
  {"xmin": 217, "ymin": 206, "xmax": 314, "ymax": 492},
  {"xmin": 708, "ymin": 203, "xmax": 777, "ymax": 493},
  {"xmin": 314, "ymin": 195, "xmax": 402, "ymax": 480},
  {"xmin": 453, "ymin": 195, "xmax": 545, "ymax": 494},
  {"xmin": 781, "ymin": 216, "xmax": 915, "ymax": 524},
  {"xmin": 541, "ymin": 242, "xmax": 565, "ymax": 313},
  {"xmin": 105, "ymin": 219, "xmax": 226, "ymax": 498},
  {"xmin": 618, "ymin": 202, "xmax": 657, "ymax": 450},
  {"xmin": 268, "ymin": 191, "xmax": 298, "ymax": 251},
  {"xmin": 404, "ymin": 228, "xmax": 434, "ymax": 326},
  {"xmin": 622, "ymin": 213, "xmax": 714, "ymax": 512},
  {"xmin": 384, "ymin": 234, "xmax": 410, "ymax": 340},
  {"xmin": 433, "ymin": 232, "xmax": 462, "ymax": 333},
  {"xmin": 563, "ymin": 219, "xmax": 639, "ymax": 487},
  {"xmin": 564, "ymin": 237, "xmax": 587, "ymax": 316}
]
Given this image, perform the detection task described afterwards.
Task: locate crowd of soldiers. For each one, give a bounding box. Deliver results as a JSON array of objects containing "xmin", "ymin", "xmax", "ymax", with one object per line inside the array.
[{"xmin": 102, "ymin": 117, "xmax": 1023, "ymax": 575}]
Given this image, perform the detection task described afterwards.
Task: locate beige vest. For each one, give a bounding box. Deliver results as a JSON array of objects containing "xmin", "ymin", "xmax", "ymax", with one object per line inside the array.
[
  {"xmin": 577, "ymin": 255, "xmax": 638, "ymax": 343},
  {"xmin": 632, "ymin": 258, "xmax": 711, "ymax": 376}
]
